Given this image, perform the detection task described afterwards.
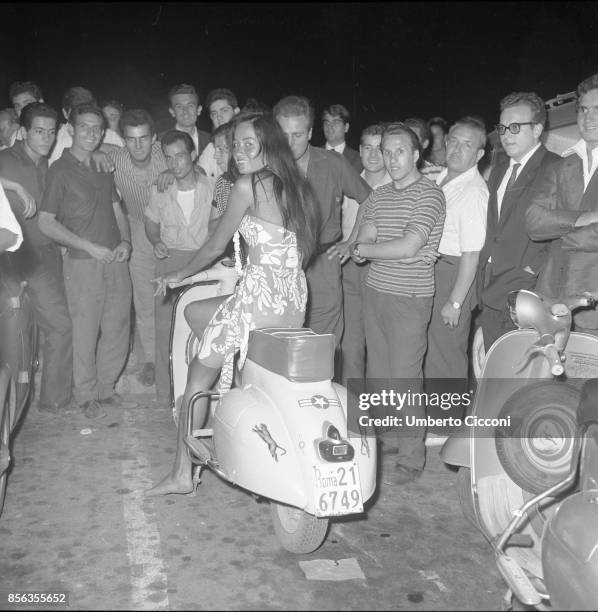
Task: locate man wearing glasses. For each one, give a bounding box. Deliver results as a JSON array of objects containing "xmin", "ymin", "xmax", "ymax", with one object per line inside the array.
[
  {"xmin": 477, "ymin": 92, "xmax": 559, "ymax": 350},
  {"xmin": 527, "ymin": 74, "xmax": 598, "ymax": 335}
]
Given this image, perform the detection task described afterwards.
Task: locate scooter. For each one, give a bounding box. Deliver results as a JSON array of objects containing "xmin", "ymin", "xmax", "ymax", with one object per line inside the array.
[
  {"xmin": 0, "ymin": 272, "xmax": 37, "ymax": 517},
  {"xmin": 441, "ymin": 290, "xmax": 598, "ymax": 609},
  {"xmin": 167, "ymin": 259, "xmax": 377, "ymax": 554}
]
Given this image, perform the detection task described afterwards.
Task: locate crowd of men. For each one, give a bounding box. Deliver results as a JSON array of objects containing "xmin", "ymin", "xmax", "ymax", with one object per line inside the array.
[{"xmin": 1, "ymin": 73, "xmax": 598, "ymax": 486}]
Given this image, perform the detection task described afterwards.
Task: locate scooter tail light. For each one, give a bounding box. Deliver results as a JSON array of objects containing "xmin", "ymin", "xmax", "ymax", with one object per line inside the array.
[{"xmin": 316, "ymin": 425, "xmax": 355, "ymax": 462}]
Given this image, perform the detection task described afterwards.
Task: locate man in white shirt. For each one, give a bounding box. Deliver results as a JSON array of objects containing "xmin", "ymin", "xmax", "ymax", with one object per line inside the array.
[
  {"xmin": 527, "ymin": 73, "xmax": 598, "ymax": 335},
  {"xmin": 49, "ymin": 86, "xmax": 124, "ymax": 165},
  {"xmin": 145, "ymin": 130, "xmax": 213, "ymax": 404},
  {"xmin": 197, "ymin": 88, "xmax": 240, "ymax": 178},
  {"xmin": 322, "ymin": 104, "xmax": 362, "ymax": 173},
  {"xmin": 340, "ymin": 124, "xmax": 391, "ymax": 383},
  {"xmin": 425, "ymin": 117, "xmax": 488, "ymax": 381}
]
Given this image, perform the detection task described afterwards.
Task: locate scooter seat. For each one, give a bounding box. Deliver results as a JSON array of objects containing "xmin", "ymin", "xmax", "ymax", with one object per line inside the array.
[{"xmin": 247, "ymin": 328, "xmax": 335, "ymax": 382}]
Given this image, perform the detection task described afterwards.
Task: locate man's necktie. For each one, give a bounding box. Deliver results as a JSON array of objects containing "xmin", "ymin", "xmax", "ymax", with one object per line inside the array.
[{"xmin": 505, "ymin": 162, "xmax": 521, "ymax": 191}]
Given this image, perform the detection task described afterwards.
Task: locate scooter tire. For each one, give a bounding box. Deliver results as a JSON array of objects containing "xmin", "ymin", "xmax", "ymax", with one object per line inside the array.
[
  {"xmin": 494, "ymin": 381, "xmax": 579, "ymax": 495},
  {"xmin": 270, "ymin": 502, "xmax": 329, "ymax": 554},
  {"xmin": 456, "ymin": 467, "xmax": 478, "ymax": 528}
]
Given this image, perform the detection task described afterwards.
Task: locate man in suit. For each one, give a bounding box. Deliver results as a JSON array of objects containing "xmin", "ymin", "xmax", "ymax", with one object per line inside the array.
[
  {"xmin": 161, "ymin": 84, "xmax": 210, "ymax": 158},
  {"xmin": 477, "ymin": 92, "xmax": 559, "ymax": 351},
  {"xmin": 322, "ymin": 104, "xmax": 363, "ymax": 173},
  {"xmin": 526, "ymin": 74, "xmax": 598, "ymax": 335}
]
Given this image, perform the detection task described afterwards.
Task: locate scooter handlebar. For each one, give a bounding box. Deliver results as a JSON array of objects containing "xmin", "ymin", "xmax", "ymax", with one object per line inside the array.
[{"xmin": 167, "ymin": 259, "xmax": 239, "ymax": 289}]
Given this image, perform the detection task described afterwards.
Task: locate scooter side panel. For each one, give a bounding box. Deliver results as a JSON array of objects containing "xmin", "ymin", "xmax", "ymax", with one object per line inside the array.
[
  {"xmin": 217, "ymin": 360, "xmax": 376, "ymax": 515},
  {"xmin": 214, "ymin": 385, "xmax": 306, "ymax": 508}
]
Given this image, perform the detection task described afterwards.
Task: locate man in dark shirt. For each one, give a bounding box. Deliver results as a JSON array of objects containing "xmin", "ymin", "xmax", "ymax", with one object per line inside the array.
[
  {"xmin": 0, "ymin": 102, "xmax": 73, "ymax": 415},
  {"xmin": 39, "ymin": 103, "xmax": 133, "ymax": 419},
  {"xmin": 274, "ymin": 96, "xmax": 371, "ymax": 358}
]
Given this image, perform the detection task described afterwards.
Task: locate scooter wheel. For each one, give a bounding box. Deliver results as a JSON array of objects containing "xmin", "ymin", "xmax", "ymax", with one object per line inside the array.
[
  {"xmin": 270, "ymin": 502, "xmax": 329, "ymax": 554},
  {"xmin": 494, "ymin": 381, "xmax": 579, "ymax": 495}
]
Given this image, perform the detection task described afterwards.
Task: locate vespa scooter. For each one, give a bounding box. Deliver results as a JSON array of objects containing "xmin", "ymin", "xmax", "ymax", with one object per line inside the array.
[
  {"xmin": 441, "ymin": 290, "xmax": 598, "ymax": 609},
  {"xmin": 167, "ymin": 259, "xmax": 377, "ymax": 554}
]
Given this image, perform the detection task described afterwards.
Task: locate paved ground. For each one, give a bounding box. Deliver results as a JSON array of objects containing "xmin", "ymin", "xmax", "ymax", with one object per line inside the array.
[{"xmin": 0, "ymin": 372, "xmax": 506, "ymax": 611}]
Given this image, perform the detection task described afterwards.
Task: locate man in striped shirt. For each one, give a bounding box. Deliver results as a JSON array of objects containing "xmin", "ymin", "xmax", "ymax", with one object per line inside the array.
[
  {"xmin": 109, "ymin": 109, "xmax": 167, "ymax": 387},
  {"xmin": 351, "ymin": 122, "xmax": 445, "ymax": 485}
]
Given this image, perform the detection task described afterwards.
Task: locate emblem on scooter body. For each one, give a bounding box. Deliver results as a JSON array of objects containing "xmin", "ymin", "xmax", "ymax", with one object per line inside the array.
[{"xmin": 252, "ymin": 423, "xmax": 287, "ymax": 462}]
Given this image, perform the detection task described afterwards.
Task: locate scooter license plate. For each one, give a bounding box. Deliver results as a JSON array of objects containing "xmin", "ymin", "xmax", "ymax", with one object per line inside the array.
[{"xmin": 312, "ymin": 462, "xmax": 364, "ymax": 517}]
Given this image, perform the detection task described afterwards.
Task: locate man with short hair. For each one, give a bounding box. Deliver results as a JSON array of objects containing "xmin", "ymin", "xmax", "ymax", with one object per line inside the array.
[
  {"xmin": 109, "ymin": 109, "xmax": 168, "ymax": 387},
  {"xmin": 340, "ymin": 124, "xmax": 391, "ymax": 383},
  {"xmin": 39, "ymin": 103, "xmax": 133, "ymax": 419},
  {"xmin": 273, "ymin": 95, "xmax": 371, "ymax": 352},
  {"xmin": 9, "ymin": 81, "xmax": 44, "ymax": 118},
  {"xmin": 0, "ymin": 109, "xmax": 19, "ymax": 150},
  {"xmin": 527, "ymin": 74, "xmax": 598, "ymax": 335},
  {"xmin": 163, "ymin": 84, "xmax": 210, "ymax": 158},
  {"xmin": 321, "ymin": 104, "xmax": 362, "ymax": 173},
  {"xmin": 477, "ymin": 92, "xmax": 559, "ymax": 350},
  {"xmin": 198, "ymin": 88, "xmax": 240, "ymax": 178},
  {"xmin": 145, "ymin": 130, "xmax": 214, "ymax": 403},
  {"xmin": 0, "ymin": 102, "xmax": 74, "ymax": 415},
  {"xmin": 49, "ymin": 86, "xmax": 124, "ymax": 165},
  {"xmin": 425, "ymin": 117, "xmax": 488, "ymax": 381},
  {"xmin": 352, "ymin": 122, "xmax": 445, "ymax": 485},
  {"xmin": 404, "ymin": 117, "xmax": 445, "ymax": 182}
]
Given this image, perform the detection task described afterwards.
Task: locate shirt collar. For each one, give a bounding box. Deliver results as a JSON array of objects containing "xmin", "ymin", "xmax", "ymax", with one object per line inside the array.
[
  {"xmin": 326, "ymin": 141, "xmax": 345, "ymax": 154},
  {"xmin": 436, "ymin": 164, "xmax": 479, "ymax": 188},
  {"xmin": 175, "ymin": 124, "xmax": 197, "ymax": 138},
  {"xmin": 563, "ymin": 138, "xmax": 593, "ymax": 161},
  {"xmin": 361, "ymin": 169, "xmax": 391, "ymax": 189},
  {"xmin": 509, "ymin": 142, "xmax": 541, "ymax": 171}
]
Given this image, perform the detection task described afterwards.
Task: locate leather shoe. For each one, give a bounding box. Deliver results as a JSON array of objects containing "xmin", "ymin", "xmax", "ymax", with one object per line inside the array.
[
  {"xmin": 98, "ymin": 393, "xmax": 138, "ymax": 409},
  {"xmin": 384, "ymin": 464, "xmax": 422, "ymax": 486},
  {"xmin": 82, "ymin": 400, "xmax": 107, "ymax": 420}
]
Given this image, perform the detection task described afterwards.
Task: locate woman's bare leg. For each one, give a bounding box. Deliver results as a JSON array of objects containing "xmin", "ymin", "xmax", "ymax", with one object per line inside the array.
[
  {"xmin": 146, "ymin": 356, "xmax": 220, "ymax": 495},
  {"xmin": 146, "ymin": 296, "xmax": 226, "ymax": 496}
]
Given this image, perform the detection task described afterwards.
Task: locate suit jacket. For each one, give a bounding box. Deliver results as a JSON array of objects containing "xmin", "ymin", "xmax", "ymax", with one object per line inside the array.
[
  {"xmin": 477, "ymin": 144, "xmax": 559, "ymax": 311},
  {"xmin": 342, "ymin": 145, "xmax": 363, "ymax": 173},
  {"xmin": 526, "ymin": 152, "xmax": 598, "ymax": 328}
]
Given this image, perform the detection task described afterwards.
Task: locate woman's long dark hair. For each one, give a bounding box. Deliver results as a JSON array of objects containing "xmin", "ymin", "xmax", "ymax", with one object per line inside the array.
[{"xmin": 230, "ymin": 112, "xmax": 320, "ymax": 267}]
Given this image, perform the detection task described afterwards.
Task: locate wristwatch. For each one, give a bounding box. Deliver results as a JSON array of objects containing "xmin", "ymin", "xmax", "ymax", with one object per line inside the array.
[
  {"xmin": 353, "ymin": 243, "xmax": 362, "ymax": 258},
  {"xmin": 451, "ymin": 301, "xmax": 462, "ymax": 310}
]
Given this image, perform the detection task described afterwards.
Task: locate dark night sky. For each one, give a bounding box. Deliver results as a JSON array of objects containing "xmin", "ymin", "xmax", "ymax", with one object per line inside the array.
[{"xmin": 3, "ymin": 2, "xmax": 598, "ymax": 146}]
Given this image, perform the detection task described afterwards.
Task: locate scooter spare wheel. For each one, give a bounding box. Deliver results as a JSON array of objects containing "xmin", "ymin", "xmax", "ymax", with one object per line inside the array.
[
  {"xmin": 270, "ymin": 502, "xmax": 329, "ymax": 554},
  {"xmin": 494, "ymin": 381, "xmax": 579, "ymax": 495}
]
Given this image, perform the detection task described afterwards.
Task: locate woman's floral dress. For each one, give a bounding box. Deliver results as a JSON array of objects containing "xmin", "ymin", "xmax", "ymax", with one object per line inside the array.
[{"xmin": 196, "ymin": 215, "xmax": 307, "ymax": 392}]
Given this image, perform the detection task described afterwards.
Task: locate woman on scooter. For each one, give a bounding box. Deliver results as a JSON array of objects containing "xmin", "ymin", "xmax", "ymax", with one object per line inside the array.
[{"xmin": 148, "ymin": 111, "xmax": 319, "ymax": 496}]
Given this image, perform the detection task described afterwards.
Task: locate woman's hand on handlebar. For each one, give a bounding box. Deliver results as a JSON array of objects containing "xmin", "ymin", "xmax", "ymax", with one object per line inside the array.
[{"xmin": 152, "ymin": 270, "xmax": 184, "ymax": 296}]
